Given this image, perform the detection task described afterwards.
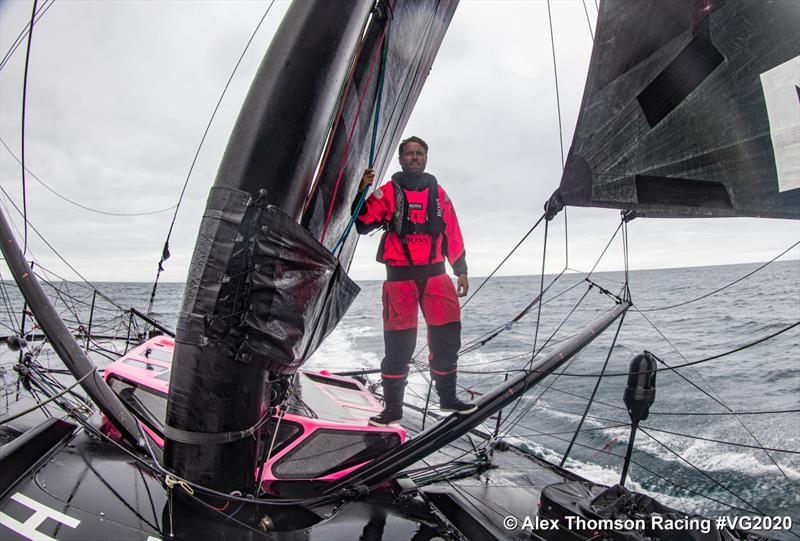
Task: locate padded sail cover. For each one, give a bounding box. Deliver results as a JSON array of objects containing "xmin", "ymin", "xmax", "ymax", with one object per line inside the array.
[
  {"xmin": 550, "ymin": 0, "xmax": 799, "ymax": 219},
  {"xmin": 177, "ymin": 187, "xmax": 360, "ymax": 375}
]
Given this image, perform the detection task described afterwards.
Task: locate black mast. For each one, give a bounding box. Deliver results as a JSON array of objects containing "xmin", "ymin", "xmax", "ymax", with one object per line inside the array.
[{"xmin": 164, "ymin": 0, "xmax": 373, "ymax": 494}]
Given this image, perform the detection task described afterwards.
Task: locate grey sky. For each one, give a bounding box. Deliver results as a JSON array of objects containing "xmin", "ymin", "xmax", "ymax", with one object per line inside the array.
[{"xmin": 1, "ymin": 0, "xmax": 797, "ymax": 284}]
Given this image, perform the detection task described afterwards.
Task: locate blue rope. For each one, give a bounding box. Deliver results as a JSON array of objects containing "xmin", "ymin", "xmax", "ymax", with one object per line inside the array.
[{"xmin": 332, "ymin": 24, "xmax": 389, "ymax": 257}]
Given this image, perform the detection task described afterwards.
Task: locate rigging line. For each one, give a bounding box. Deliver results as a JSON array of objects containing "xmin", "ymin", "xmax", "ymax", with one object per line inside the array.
[
  {"xmin": 34, "ymin": 274, "xmax": 120, "ymax": 313},
  {"xmin": 563, "ymin": 207, "xmax": 569, "ymax": 270},
  {"xmin": 515, "ymin": 422, "xmax": 631, "ymax": 440},
  {"xmin": 641, "ymin": 321, "xmax": 800, "ymax": 500},
  {"xmin": 633, "ymin": 309, "xmax": 735, "ymax": 411},
  {"xmin": 637, "ymin": 428, "xmax": 767, "ymax": 516},
  {"xmin": 537, "ymin": 320, "xmax": 800, "ymax": 377},
  {"xmin": 0, "ymin": 186, "xmax": 122, "ymax": 309},
  {"xmin": 0, "ymin": 139, "xmax": 178, "ymax": 216},
  {"xmin": 51, "ymin": 279, "xmax": 80, "ymax": 324},
  {"xmin": 20, "ymin": 0, "xmax": 39, "ymax": 254},
  {"xmin": 410, "ymin": 211, "xmax": 547, "ymax": 362},
  {"xmin": 0, "ymin": 185, "xmax": 120, "ymax": 306},
  {"xmin": 301, "ymin": 4, "xmax": 374, "ymax": 217},
  {"xmin": 560, "ymin": 311, "xmax": 625, "ymax": 467},
  {"xmin": 639, "ymin": 425, "xmax": 800, "ymax": 455},
  {"xmin": 530, "ymin": 401, "xmax": 628, "ymax": 422},
  {"xmin": 0, "ymin": 268, "xmax": 21, "ymax": 333},
  {"xmin": 443, "ymin": 478, "xmax": 516, "ymax": 526},
  {"xmin": 529, "ymin": 403, "xmax": 800, "ymax": 455},
  {"xmin": 146, "ymin": 0, "xmax": 276, "ymax": 315},
  {"xmin": 331, "ymin": 13, "xmax": 391, "ymax": 256},
  {"xmin": 330, "ymin": 0, "xmax": 447, "ymax": 265},
  {"xmin": 40, "ymin": 453, "xmax": 162, "ymax": 533},
  {"xmin": 581, "ymin": 0, "xmax": 595, "ymax": 41},
  {"xmin": 640, "ymin": 240, "xmax": 800, "ymax": 312},
  {"xmin": 0, "ymin": 0, "xmax": 54, "ymax": 72},
  {"xmin": 494, "ymin": 347, "xmax": 590, "ymax": 445},
  {"xmin": 513, "ymin": 424, "xmax": 779, "ymax": 519},
  {"xmin": 461, "ymin": 213, "xmax": 545, "ymax": 310},
  {"xmin": 319, "ymin": 5, "xmax": 394, "ymax": 245},
  {"xmin": 458, "ymin": 268, "xmax": 567, "ymax": 354},
  {"xmin": 650, "ymin": 408, "xmax": 800, "ymax": 417},
  {"xmin": 621, "ymin": 215, "xmax": 631, "ymax": 301},
  {"xmin": 528, "ymin": 219, "xmax": 549, "ymax": 367},
  {"xmin": 532, "ymin": 284, "xmax": 593, "ymax": 359},
  {"xmin": 546, "ymin": 0, "xmax": 565, "ymax": 168}
]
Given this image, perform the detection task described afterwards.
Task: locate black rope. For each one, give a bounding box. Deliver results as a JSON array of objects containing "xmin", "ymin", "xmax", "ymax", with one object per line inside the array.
[
  {"xmin": 639, "ymin": 240, "xmax": 800, "ymax": 312},
  {"xmin": 533, "ymin": 285, "xmax": 593, "ymax": 358},
  {"xmin": 460, "ymin": 213, "xmax": 545, "ymax": 310},
  {"xmin": 560, "ymin": 311, "xmax": 625, "ymax": 467},
  {"xmin": 621, "ymin": 215, "xmax": 631, "ymax": 301},
  {"xmin": 0, "ymin": 138, "xmax": 178, "ymax": 217},
  {"xmin": 633, "ymin": 303, "xmax": 800, "ymax": 496},
  {"xmin": 495, "ymin": 341, "xmax": 591, "ymax": 445},
  {"xmin": 0, "ymin": 0, "xmax": 54, "ymax": 72},
  {"xmin": 538, "ymin": 320, "xmax": 799, "ymax": 377},
  {"xmin": 0, "ymin": 369, "xmax": 94, "ymax": 424},
  {"xmin": 20, "ymin": 0, "xmax": 39, "ymax": 254},
  {"xmin": 640, "ymin": 425, "xmax": 800, "ymax": 455},
  {"xmin": 34, "ymin": 273, "xmax": 121, "ymax": 313},
  {"xmin": 529, "ymin": 219, "xmax": 549, "ymax": 366},
  {"xmin": 146, "ymin": 0, "xmax": 276, "ymax": 315},
  {"xmin": 0, "ymin": 267, "xmax": 21, "ymax": 333},
  {"xmin": 408, "ymin": 212, "xmax": 548, "ymax": 363},
  {"xmin": 459, "ymin": 269, "xmax": 566, "ymax": 355},
  {"xmin": 546, "ymin": 0, "xmax": 565, "ymax": 168},
  {"xmin": 0, "ymin": 185, "xmax": 120, "ymax": 307},
  {"xmin": 537, "ymin": 424, "xmax": 782, "ymax": 517},
  {"xmin": 651, "ymin": 408, "xmax": 800, "ymax": 417},
  {"xmin": 531, "ymin": 403, "xmax": 800, "ymax": 455},
  {"xmin": 638, "ymin": 428, "xmax": 767, "ymax": 515},
  {"xmin": 633, "ymin": 310, "xmax": 732, "ymax": 411},
  {"xmin": 582, "ymin": 0, "xmax": 595, "ymax": 40}
]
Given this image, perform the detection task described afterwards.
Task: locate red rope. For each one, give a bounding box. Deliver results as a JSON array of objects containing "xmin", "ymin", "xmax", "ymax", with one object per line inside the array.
[{"xmin": 320, "ymin": 6, "xmax": 394, "ymax": 244}]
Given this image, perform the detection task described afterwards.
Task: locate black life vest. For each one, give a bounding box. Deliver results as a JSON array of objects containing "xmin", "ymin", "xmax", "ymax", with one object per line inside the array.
[{"xmin": 383, "ymin": 178, "xmax": 446, "ymax": 265}]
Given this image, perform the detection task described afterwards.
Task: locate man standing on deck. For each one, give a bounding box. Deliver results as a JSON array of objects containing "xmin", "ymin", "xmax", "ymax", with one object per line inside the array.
[{"xmin": 353, "ymin": 136, "xmax": 476, "ymax": 427}]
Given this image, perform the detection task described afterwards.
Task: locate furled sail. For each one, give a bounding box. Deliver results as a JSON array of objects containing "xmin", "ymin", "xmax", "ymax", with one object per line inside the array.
[
  {"xmin": 547, "ymin": 0, "xmax": 800, "ymax": 219},
  {"xmin": 302, "ymin": 0, "xmax": 459, "ymax": 267}
]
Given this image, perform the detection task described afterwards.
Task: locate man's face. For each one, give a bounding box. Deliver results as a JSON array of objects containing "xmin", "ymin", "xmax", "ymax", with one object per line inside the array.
[{"xmin": 399, "ymin": 142, "xmax": 427, "ymax": 174}]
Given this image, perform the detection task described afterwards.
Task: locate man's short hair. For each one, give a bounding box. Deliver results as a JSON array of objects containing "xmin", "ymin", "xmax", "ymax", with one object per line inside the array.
[{"xmin": 398, "ymin": 136, "xmax": 428, "ymax": 156}]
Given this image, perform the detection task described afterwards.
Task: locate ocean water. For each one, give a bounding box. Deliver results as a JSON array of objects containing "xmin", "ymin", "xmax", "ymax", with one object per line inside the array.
[{"xmin": 1, "ymin": 260, "xmax": 798, "ymax": 537}]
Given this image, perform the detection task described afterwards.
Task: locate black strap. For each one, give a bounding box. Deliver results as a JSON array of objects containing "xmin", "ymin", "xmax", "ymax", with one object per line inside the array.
[{"xmin": 163, "ymin": 410, "xmax": 271, "ymax": 445}]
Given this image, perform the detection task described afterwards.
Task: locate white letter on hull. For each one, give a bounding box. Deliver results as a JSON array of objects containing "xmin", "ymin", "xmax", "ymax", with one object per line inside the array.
[{"xmin": 0, "ymin": 493, "xmax": 80, "ymax": 541}]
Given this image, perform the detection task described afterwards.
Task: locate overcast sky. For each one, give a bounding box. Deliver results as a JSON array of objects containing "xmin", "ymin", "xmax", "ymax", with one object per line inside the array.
[{"xmin": 1, "ymin": 0, "xmax": 797, "ymax": 284}]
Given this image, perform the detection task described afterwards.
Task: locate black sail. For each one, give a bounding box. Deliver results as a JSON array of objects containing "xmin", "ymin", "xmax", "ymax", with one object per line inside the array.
[
  {"xmin": 302, "ymin": 0, "xmax": 459, "ymax": 267},
  {"xmin": 549, "ymin": 0, "xmax": 800, "ymax": 219}
]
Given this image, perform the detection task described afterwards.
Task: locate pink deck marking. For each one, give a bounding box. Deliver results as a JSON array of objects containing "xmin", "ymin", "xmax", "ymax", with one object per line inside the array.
[{"xmin": 103, "ymin": 336, "xmax": 405, "ymax": 483}]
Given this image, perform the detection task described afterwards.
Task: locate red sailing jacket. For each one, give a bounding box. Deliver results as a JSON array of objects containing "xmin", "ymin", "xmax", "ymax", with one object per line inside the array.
[{"xmin": 355, "ymin": 173, "xmax": 467, "ymax": 278}]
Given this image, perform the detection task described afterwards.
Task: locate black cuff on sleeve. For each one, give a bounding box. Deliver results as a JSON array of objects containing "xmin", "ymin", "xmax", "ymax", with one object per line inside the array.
[{"xmin": 452, "ymin": 253, "xmax": 468, "ymax": 276}]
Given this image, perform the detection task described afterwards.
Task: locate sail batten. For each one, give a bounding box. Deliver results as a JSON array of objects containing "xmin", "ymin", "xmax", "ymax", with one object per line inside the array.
[{"xmin": 549, "ymin": 0, "xmax": 800, "ymax": 220}]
